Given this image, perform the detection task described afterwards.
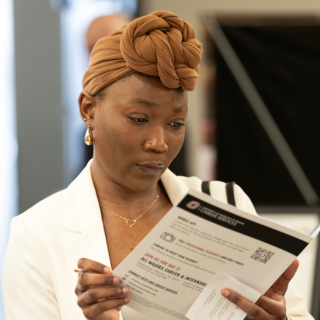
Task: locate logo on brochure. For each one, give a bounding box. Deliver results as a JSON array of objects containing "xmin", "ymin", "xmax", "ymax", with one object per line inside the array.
[
  {"xmin": 186, "ymin": 201, "xmax": 201, "ymax": 210},
  {"xmin": 160, "ymin": 232, "xmax": 176, "ymax": 243},
  {"xmin": 250, "ymin": 247, "xmax": 275, "ymax": 264}
]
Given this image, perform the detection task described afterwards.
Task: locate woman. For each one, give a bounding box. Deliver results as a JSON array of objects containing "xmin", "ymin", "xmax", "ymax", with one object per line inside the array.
[{"xmin": 2, "ymin": 10, "xmax": 313, "ymax": 320}]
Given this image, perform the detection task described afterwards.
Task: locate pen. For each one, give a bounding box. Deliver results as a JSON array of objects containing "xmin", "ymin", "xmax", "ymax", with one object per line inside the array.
[{"xmin": 74, "ymin": 268, "xmax": 96, "ymax": 274}]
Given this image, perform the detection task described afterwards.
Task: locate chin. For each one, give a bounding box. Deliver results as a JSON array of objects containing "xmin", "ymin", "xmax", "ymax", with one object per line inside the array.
[{"xmin": 127, "ymin": 170, "xmax": 163, "ymax": 193}]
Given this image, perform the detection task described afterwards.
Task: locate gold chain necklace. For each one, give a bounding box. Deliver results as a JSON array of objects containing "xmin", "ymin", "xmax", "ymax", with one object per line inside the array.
[{"xmin": 99, "ymin": 186, "xmax": 160, "ymax": 228}]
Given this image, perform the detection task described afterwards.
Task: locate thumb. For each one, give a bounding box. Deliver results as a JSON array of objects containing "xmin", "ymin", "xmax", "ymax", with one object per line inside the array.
[
  {"xmin": 283, "ymin": 258, "xmax": 299, "ymax": 281},
  {"xmin": 273, "ymin": 258, "xmax": 299, "ymax": 296}
]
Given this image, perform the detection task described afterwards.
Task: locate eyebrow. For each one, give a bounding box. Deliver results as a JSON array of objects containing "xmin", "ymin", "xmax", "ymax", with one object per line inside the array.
[
  {"xmin": 174, "ymin": 106, "xmax": 188, "ymax": 113},
  {"xmin": 128, "ymin": 98, "xmax": 158, "ymax": 108},
  {"xmin": 127, "ymin": 98, "xmax": 187, "ymax": 113}
]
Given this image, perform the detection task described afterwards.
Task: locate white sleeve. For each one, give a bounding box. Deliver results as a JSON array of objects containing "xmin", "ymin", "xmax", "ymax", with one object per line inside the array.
[
  {"xmin": 233, "ymin": 183, "xmax": 257, "ymax": 215},
  {"xmin": 286, "ymin": 285, "xmax": 314, "ymax": 320},
  {"xmin": 2, "ymin": 216, "xmax": 62, "ymax": 320},
  {"xmin": 207, "ymin": 181, "xmax": 257, "ymax": 215}
]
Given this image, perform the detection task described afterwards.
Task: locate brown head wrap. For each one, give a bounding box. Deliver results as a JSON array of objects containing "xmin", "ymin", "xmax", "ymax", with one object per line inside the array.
[{"xmin": 82, "ymin": 10, "xmax": 203, "ymax": 95}]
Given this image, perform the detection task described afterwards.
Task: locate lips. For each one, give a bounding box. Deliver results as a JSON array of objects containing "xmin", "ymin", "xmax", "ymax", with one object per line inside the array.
[{"xmin": 136, "ymin": 161, "xmax": 164, "ymax": 176}]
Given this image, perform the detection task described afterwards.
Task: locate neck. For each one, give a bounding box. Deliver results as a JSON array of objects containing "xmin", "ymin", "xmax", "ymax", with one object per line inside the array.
[{"xmin": 91, "ymin": 156, "xmax": 160, "ymax": 219}]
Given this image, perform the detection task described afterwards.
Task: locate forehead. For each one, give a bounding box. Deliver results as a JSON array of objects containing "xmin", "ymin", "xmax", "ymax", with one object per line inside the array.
[{"xmin": 104, "ymin": 73, "xmax": 188, "ymax": 108}]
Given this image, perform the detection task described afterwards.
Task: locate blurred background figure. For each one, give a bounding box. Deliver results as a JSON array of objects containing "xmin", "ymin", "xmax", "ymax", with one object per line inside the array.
[{"xmin": 86, "ymin": 14, "xmax": 130, "ymax": 54}]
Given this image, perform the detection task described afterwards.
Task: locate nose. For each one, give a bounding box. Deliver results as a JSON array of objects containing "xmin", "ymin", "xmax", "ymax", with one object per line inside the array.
[{"xmin": 143, "ymin": 126, "xmax": 168, "ymax": 153}]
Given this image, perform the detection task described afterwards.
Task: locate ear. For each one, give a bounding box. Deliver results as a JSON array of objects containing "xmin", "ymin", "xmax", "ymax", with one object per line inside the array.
[{"xmin": 78, "ymin": 91, "xmax": 97, "ymax": 125}]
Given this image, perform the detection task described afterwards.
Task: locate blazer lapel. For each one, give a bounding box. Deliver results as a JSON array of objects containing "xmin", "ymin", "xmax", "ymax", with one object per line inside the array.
[
  {"xmin": 62, "ymin": 160, "xmax": 110, "ymax": 280},
  {"xmin": 160, "ymin": 168, "xmax": 189, "ymax": 205},
  {"xmin": 62, "ymin": 161, "xmax": 127, "ymax": 319}
]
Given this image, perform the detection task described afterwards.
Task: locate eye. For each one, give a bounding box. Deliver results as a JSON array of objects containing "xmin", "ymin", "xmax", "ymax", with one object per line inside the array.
[
  {"xmin": 130, "ymin": 118, "xmax": 148, "ymax": 124},
  {"xmin": 168, "ymin": 122, "xmax": 185, "ymax": 129}
]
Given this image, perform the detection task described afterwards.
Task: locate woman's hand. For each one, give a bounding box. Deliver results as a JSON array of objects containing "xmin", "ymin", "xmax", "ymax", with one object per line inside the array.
[
  {"xmin": 75, "ymin": 258, "xmax": 130, "ymax": 320},
  {"xmin": 221, "ymin": 259, "xmax": 299, "ymax": 320}
]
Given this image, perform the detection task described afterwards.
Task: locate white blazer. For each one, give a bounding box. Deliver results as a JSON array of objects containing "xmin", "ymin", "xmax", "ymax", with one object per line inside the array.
[{"xmin": 2, "ymin": 161, "xmax": 313, "ymax": 320}]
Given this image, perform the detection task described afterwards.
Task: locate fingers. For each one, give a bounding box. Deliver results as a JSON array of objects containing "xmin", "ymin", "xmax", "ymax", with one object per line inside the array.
[
  {"xmin": 221, "ymin": 289, "xmax": 286, "ymax": 320},
  {"xmin": 271, "ymin": 259, "xmax": 299, "ymax": 296},
  {"xmin": 82, "ymin": 297, "xmax": 130, "ymax": 320},
  {"xmin": 221, "ymin": 288, "xmax": 268, "ymax": 319},
  {"xmin": 75, "ymin": 259, "xmax": 129, "ymax": 319},
  {"xmin": 255, "ymin": 295, "xmax": 285, "ymax": 315},
  {"xmin": 78, "ymin": 258, "xmax": 111, "ymax": 274},
  {"xmin": 77, "ymin": 286, "xmax": 130, "ymax": 308},
  {"xmin": 76, "ymin": 273, "xmax": 120, "ymax": 293}
]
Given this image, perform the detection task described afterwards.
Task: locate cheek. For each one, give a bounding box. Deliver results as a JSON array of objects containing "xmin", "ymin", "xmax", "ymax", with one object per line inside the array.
[
  {"xmin": 96, "ymin": 119, "xmax": 140, "ymax": 159},
  {"xmin": 103, "ymin": 125, "xmax": 127, "ymax": 155},
  {"xmin": 168, "ymin": 130, "xmax": 185, "ymax": 156}
]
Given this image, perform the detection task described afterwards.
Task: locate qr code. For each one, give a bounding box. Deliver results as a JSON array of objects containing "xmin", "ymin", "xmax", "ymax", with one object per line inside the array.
[{"xmin": 250, "ymin": 247, "xmax": 274, "ymax": 264}]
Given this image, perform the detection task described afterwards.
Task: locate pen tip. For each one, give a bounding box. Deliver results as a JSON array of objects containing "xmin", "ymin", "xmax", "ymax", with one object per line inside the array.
[{"xmin": 74, "ymin": 269, "xmax": 78, "ymax": 272}]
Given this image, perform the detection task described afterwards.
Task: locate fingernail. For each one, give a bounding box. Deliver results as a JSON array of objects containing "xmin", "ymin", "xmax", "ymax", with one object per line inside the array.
[
  {"xmin": 222, "ymin": 289, "xmax": 230, "ymax": 297},
  {"xmin": 104, "ymin": 267, "xmax": 111, "ymax": 274},
  {"xmin": 123, "ymin": 287, "xmax": 130, "ymax": 295},
  {"xmin": 124, "ymin": 297, "xmax": 130, "ymax": 304},
  {"xmin": 113, "ymin": 277, "xmax": 120, "ymax": 285}
]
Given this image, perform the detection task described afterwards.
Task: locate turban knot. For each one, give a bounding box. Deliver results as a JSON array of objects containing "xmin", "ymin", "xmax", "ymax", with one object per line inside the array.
[{"xmin": 83, "ymin": 10, "xmax": 203, "ymax": 95}]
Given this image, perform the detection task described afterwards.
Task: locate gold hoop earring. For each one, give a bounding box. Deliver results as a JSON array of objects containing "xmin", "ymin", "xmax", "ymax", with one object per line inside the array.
[{"xmin": 84, "ymin": 125, "xmax": 93, "ymax": 146}]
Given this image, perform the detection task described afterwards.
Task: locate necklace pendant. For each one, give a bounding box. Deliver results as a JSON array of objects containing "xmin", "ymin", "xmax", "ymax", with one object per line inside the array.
[{"xmin": 126, "ymin": 219, "xmax": 136, "ymax": 227}]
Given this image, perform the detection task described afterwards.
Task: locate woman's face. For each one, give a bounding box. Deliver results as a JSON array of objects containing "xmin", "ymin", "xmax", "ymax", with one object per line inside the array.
[{"xmin": 82, "ymin": 73, "xmax": 188, "ymax": 193}]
